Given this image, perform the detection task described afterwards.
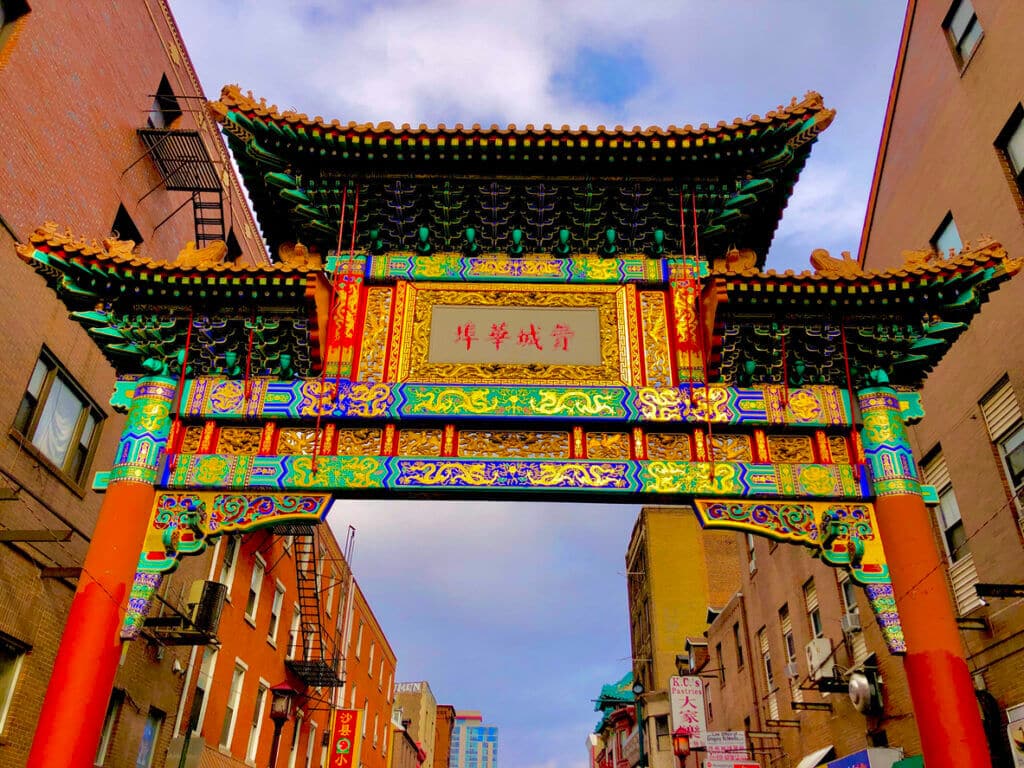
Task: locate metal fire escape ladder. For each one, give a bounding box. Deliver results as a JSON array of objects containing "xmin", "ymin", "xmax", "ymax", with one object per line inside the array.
[
  {"xmin": 130, "ymin": 128, "xmax": 227, "ymax": 249},
  {"xmin": 279, "ymin": 523, "xmax": 343, "ymax": 687}
]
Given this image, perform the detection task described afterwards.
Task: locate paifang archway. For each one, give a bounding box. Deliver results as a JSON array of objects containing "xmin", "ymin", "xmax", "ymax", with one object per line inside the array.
[{"xmin": 20, "ymin": 89, "xmax": 1020, "ymax": 768}]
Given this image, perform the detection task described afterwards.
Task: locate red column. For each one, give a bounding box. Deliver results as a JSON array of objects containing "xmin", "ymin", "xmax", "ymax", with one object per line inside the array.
[
  {"xmin": 27, "ymin": 377, "xmax": 176, "ymax": 768},
  {"xmin": 858, "ymin": 387, "xmax": 990, "ymax": 768}
]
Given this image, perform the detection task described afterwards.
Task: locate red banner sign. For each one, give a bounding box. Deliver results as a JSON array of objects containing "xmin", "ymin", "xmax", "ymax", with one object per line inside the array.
[{"xmin": 327, "ymin": 708, "xmax": 364, "ymax": 768}]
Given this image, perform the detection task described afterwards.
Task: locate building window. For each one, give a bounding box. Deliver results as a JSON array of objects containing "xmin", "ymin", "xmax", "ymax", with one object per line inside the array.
[
  {"xmin": 362, "ymin": 699, "xmax": 369, "ymax": 738},
  {"xmin": 997, "ymin": 106, "xmax": 1024, "ymax": 200},
  {"xmin": 147, "ymin": 74, "xmax": 182, "ymax": 129},
  {"xmin": 368, "ymin": 641, "xmax": 375, "ymax": 675},
  {"xmin": 931, "ymin": 212, "xmax": 962, "ymax": 256},
  {"xmin": 326, "ymin": 567, "xmax": 336, "ymax": 617},
  {"xmin": 746, "ymin": 533, "xmax": 756, "ymax": 572},
  {"xmin": 942, "ymin": 0, "xmax": 982, "ymax": 67},
  {"xmin": 373, "ymin": 713, "xmax": 379, "ymax": 748},
  {"xmin": 999, "ymin": 425, "xmax": 1024, "ymax": 505},
  {"xmin": 111, "ymin": 203, "xmax": 144, "ymax": 244},
  {"xmin": 981, "ymin": 378, "xmax": 1024, "ymax": 513},
  {"xmin": 220, "ymin": 662, "xmax": 245, "ymax": 748},
  {"xmin": 355, "ymin": 621, "xmax": 364, "ymax": 658},
  {"xmin": 923, "ymin": 451, "xmax": 968, "ymax": 561},
  {"xmin": 135, "ymin": 707, "xmax": 164, "ymax": 768},
  {"xmin": 269, "ymin": 582, "xmax": 285, "ymax": 643},
  {"xmin": 654, "ymin": 715, "xmax": 670, "ymax": 752},
  {"xmin": 0, "ymin": 632, "xmax": 26, "ymax": 735},
  {"xmin": 306, "ymin": 720, "xmax": 317, "ymax": 767},
  {"xmin": 287, "ymin": 714, "xmax": 302, "ymax": 768},
  {"xmin": 218, "ymin": 536, "xmax": 240, "ymax": 596},
  {"xmin": 94, "ymin": 688, "xmax": 124, "ymax": 765},
  {"xmin": 841, "ymin": 577, "xmax": 859, "ymax": 615},
  {"xmin": 0, "ymin": 0, "xmax": 29, "ymax": 56},
  {"xmin": 13, "ymin": 351, "xmax": 103, "ymax": 484},
  {"xmin": 733, "ymin": 622, "xmax": 744, "ymax": 668},
  {"xmin": 245, "ymin": 554, "xmax": 265, "ymax": 623},
  {"xmin": 190, "ymin": 647, "xmax": 217, "ymax": 734},
  {"xmin": 288, "ymin": 605, "xmax": 301, "ymax": 659},
  {"xmin": 715, "ymin": 642, "xmax": 725, "ymax": 683},
  {"xmin": 803, "ymin": 579, "xmax": 822, "ymax": 637},
  {"xmin": 779, "ymin": 605, "xmax": 796, "ymax": 663},
  {"xmin": 757, "ymin": 628, "xmax": 773, "ymax": 690},
  {"xmin": 247, "ymin": 683, "xmax": 268, "ymax": 762}
]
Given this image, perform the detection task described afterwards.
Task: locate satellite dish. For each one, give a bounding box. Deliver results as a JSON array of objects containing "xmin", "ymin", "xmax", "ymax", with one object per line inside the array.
[{"xmin": 848, "ymin": 670, "xmax": 883, "ymax": 716}]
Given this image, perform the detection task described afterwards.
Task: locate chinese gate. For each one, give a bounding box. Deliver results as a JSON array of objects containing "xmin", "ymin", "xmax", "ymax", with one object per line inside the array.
[{"xmin": 19, "ymin": 88, "xmax": 1020, "ymax": 768}]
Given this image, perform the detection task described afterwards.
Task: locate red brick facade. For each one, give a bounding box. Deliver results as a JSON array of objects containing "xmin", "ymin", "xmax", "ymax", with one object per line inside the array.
[{"xmin": 0, "ymin": 1, "xmax": 262, "ymax": 765}]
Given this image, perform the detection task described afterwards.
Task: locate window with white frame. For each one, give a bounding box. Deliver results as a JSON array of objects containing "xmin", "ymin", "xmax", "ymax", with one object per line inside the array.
[
  {"xmin": 362, "ymin": 699, "xmax": 368, "ymax": 738},
  {"xmin": 923, "ymin": 451, "xmax": 968, "ymax": 562},
  {"xmin": 942, "ymin": 0, "xmax": 982, "ymax": 67},
  {"xmin": 13, "ymin": 351, "xmax": 103, "ymax": 483},
  {"xmin": 287, "ymin": 714, "xmax": 302, "ymax": 768},
  {"xmin": 245, "ymin": 554, "xmax": 265, "ymax": 623},
  {"xmin": 326, "ymin": 567, "xmax": 336, "ymax": 616},
  {"xmin": 981, "ymin": 379, "xmax": 1024, "ymax": 514},
  {"xmin": 0, "ymin": 632, "xmax": 27, "ymax": 735},
  {"xmin": 368, "ymin": 641, "xmax": 375, "ymax": 676},
  {"xmin": 305, "ymin": 719, "xmax": 317, "ymax": 768},
  {"xmin": 803, "ymin": 579, "xmax": 823, "ymax": 637},
  {"xmin": 191, "ymin": 647, "xmax": 217, "ymax": 734},
  {"xmin": 757, "ymin": 627, "xmax": 773, "ymax": 690},
  {"xmin": 373, "ymin": 712, "xmax": 379, "ymax": 748},
  {"xmin": 355, "ymin": 621, "xmax": 364, "ymax": 658},
  {"xmin": 246, "ymin": 682, "xmax": 268, "ymax": 762},
  {"xmin": 219, "ymin": 537, "xmax": 240, "ymax": 596},
  {"xmin": 94, "ymin": 689, "xmax": 124, "ymax": 765},
  {"xmin": 931, "ymin": 212, "xmax": 962, "ymax": 257},
  {"xmin": 746, "ymin": 533, "xmax": 756, "ymax": 572},
  {"xmin": 841, "ymin": 576, "xmax": 859, "ymax": 615},
  {"xmin": 269, "ymin": 582, "xmax": 285, "ymax": 643},
  {"xmin": 220, "ymin": 662, "xmax": 246, "ymax": 748},
  {"xmin": 288, "ymin": 605, "xmax": 301, "ymax": 659},
  {"xmin": 146, "ymin": 74, "xmax": 181, "ymax": 129}
]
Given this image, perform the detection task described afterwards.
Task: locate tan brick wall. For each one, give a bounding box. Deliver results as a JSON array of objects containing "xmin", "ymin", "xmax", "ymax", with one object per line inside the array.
[{"xmin": 861, "ymin": 0, "xmax": 1024, "ymax": 742}]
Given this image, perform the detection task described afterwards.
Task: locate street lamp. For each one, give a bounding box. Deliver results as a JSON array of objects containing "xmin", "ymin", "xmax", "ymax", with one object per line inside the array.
[
  {"xmin": 268, "ymin": 681, "xmax": 298, "ymax": 768},
  {"xmin": 671, "ymin": 728, "xmax": 691, "ymax": 767},
  {"xmin": 631, "ymin": 681, "xmax": 646, "ymax": 768}
]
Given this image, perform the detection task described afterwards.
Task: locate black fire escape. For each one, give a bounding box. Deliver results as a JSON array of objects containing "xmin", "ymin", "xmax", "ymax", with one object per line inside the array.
[
  {"xmin": 276, "ymin": 522, "xmax": 348, "ymax": 688},
  {"xmin": 132, "ymin": 126, "xmax": 226, "ymax": 248}
]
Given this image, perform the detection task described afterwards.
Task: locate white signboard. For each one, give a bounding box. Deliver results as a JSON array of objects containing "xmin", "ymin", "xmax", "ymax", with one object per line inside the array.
[
  {"xmin": 623, "ymin": 727, "xmax": 640, "ymax": 768},
  {"xmin": 1008, "ymin": 701, "xmax": 1024, "ymax": 768},
  {"xmin": 669, "ymin": 676, "xmax": 708, "ymax": 749},
  {"xmin": 394, "ymin": 682, "xmax": 423, "ymax": 693},
  {"xmin": 705, "ymin": 731, "xmax": 749, "ymax": 760}
]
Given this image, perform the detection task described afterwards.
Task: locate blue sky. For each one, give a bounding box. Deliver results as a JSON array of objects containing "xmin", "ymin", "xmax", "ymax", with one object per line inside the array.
[{"xmin": 169, "ymin": 2, "xmax": 906, "ymax": 767}]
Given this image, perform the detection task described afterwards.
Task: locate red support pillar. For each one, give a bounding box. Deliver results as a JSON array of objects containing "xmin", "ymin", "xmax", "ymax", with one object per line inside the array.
[
  {"xmin": 27, "ymin": 377, "xmax": 176, "ymax": 768},
  {"xmin": 858, "ymin": 386, "xmax": 990, "ymax": 768}
]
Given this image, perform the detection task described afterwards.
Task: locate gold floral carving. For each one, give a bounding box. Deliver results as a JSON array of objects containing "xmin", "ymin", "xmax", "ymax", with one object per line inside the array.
[
  {"xmin": 397, "ymin": 429, "xmax": 443, "ymax": 456},
  {"xmin": 387, "ymin": 282, "xmax": 411, "ymax": 381},
  {"xmin": 458, "ymin": 431, "xmax": 569, "ymax": 459},
  {"xmin": 646, "ymin": 433, "xmax": 692, "ymax": 461},
  {"xmin": 710, "ymin": 434, "xmax": 753, "ymax": 462},
  {"xmin": 640, "ymin": 291, "xmax": 673, "ymax": 388},
  {"xmin": 397, "ymin": 283, "xmax": 633, "ymax": 385},
  {"xmin": 336, "ymin": 428, "xmax": 383, "ymax": 455},
  {"xmin": 180, "ymin": 427, "xmax": 203, "ymax": 453},
  {"xmin": 768, "ymin": 435, "xmax": 815, "ymax": 463},
  {"xmin": 829, "ymin": 436, "xmax": 850, "ymax": 463},
  {"xmin": 278, "ymin": 428, "xmax": 317, "ymax": 455},
  {"xmin": 219, "ymin": 428, "xmax": 262, "ymax": 455},
  {"xmin": 357, "ymin": 288, "xmax": 393, "ymax": 382},
  {"xmin": 587, "ymin": 432, "xmax": 630, "ymax": 459}
]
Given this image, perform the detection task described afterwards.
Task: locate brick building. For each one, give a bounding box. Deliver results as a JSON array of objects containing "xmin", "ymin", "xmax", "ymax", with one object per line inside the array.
[
  {"xmin": 434, "ymin": 704, "xmax": 456, "ymax": 768},
  {"xmin": 859, "ymin": 0, "xmax": 1024, "ymax": 763},
  {"xmin": 394, "ymin": 680, "xmax": 438, "ymax": 768},
  {"xmin": 703, "ymin": 533, "xmax": 923, "ymax": 766},
  {"xmin": 169, "ymin": 523, "xmax": 397, "ymax": 768},
  {"xmin": 0, "ymin": 1, "xmax": 262, "ymax": 765},
  {"xmin": 625, "ymin": 507, "xmax": 741, "ymax": 768}
]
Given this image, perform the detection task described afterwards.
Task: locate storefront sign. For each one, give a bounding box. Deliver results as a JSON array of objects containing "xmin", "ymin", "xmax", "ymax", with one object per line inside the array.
[
  {"xmin": 669, "ymin": 675, "xmax": 708, "ymax": 749},
  {"xmin": 623, "ymin": 727, "xmax": 641, "ymax": 767},
  {"xmin": 706, "ymin": 730, "xmax": 748, "ymax": 757},
  {"xmin": 394, "ymin": 682, "xmax": 424, "ymax": 693},
  {"xmin": 327, "ymin": 708, "xmax": 364, "ymax": 768},
  {"xmin": 705, "ymin": 760, "xmax": 759, "ymax": 768}
]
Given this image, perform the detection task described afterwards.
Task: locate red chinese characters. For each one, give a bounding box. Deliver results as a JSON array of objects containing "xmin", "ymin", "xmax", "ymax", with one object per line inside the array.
[
  {"xmin": 455, "ymin": 323, "xmax": 478, "ymax": 350},
  {"xmin": 517, "ymin": 323, "xmax": 544, "ymax": 350},
  {"xmin": 328, "ymin": 708, "xmax": 363, "ymax": 768},
  {"xmin": 451, "ymin": 318, "xmax": 576, "ymax": 353},
  {"xmin": 489, "ymin": 322, "xmax": 510, "ymax": 350}
]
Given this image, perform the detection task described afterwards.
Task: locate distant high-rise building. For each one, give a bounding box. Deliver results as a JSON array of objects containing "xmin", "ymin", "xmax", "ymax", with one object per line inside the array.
[{"xmin": 449, "ymin": 711, "xmax": 498, "ymax": 768}]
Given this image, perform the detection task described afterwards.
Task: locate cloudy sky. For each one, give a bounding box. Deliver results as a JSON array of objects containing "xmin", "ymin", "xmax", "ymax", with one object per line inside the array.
[{"xmin": 169, "ymin": 1, "xmax": 906, "ymax": 766}]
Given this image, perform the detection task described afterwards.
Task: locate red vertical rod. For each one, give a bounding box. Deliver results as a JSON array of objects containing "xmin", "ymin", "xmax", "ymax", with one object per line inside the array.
[{"xmin": 691, "ymin": 192, "xmax": 715, "ymax": 478}]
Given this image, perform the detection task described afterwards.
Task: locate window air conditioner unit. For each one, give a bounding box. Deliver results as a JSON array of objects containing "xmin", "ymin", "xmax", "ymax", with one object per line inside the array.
[
  {"xmin": 186, "ymin": 580, "xmax": 228, "ymax": 634},
  {"xmin": 804, "ymin": 637, "xmax": 831, "ymax": 680},
  {"xmin": 840, "ymin": 612, "xmax": 862, "ymax": 635},
  {"xmin": 784, "ymin": 661, "xmax": 800, "ymax": 679}
]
